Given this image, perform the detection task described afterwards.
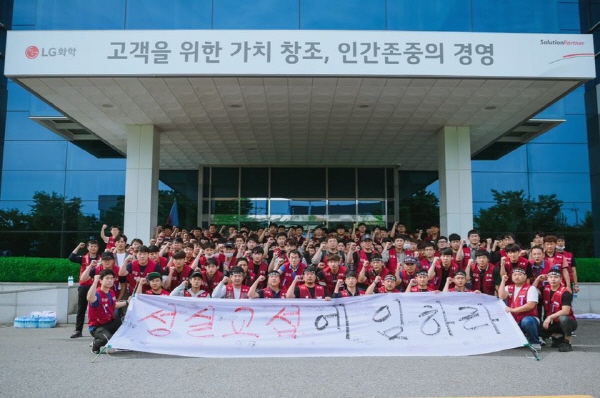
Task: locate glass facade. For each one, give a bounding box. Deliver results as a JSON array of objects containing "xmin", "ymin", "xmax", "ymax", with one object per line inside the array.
[{"xmin": 1, "ymin": 0, "xmax": 597, "ymax": 256}]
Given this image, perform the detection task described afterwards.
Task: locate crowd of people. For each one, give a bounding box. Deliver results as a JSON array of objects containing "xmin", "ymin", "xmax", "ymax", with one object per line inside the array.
[{"xmin": 69, "ymin": 222, "xmax": 579, "ymax": 355}]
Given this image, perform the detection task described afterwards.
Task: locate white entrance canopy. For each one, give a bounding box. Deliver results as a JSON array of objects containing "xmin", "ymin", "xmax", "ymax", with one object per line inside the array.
[{"xmin": 4, "ymin": 30, "xmax": 595, "ymax": 240}]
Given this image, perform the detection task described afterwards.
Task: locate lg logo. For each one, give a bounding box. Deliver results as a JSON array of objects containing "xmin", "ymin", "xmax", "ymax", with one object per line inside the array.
[{"xmin": 25, "ymin": 46, "xmax": 39, "ymax": 59}]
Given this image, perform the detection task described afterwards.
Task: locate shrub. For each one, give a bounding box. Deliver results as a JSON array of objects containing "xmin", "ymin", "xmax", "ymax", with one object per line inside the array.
[
  {"xmin": 575, "ymin": 258, "xmax": 600, "ymax": 283},
  {"xmin": 0, "ymin": 257, "xmax": 80, "ymax": 282}
]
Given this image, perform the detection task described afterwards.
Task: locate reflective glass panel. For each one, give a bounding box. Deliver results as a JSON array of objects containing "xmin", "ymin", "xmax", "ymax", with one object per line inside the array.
[
  {"xmin": 328, "ymin": 168, "xmax": 355, "ymax": 198},
  {"xmin": 211, "ymin": 168, "xmax": 239, "ymax": 197}
]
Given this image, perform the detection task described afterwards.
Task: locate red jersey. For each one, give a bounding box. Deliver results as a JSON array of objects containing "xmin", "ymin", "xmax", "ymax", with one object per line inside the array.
[
  {"xmin": 542, "ymin": 285, "xmax": 575, "ymax": 323},
  {"xmin": 88, "ymin": 289, "xmax": 116, "ymax": 328},
  {"xmin": 506, "ymin": 284, "xmax": 538, "ymax": 323},
  {"xmin": 320, "ymin": 265, "xmax": 347, "ymax": 293},
  {"xmin": 298, "ymin": 284, "xmax": 326, "ymax": 299},
  {"xmin": 470, "ymin": 264, "xmax": 497, "ymax": 296},
  {"xmin": 79, "ymin": 253, "xmax": 101, "ymax": 287},
  {"xmin": 144, "ymin": 288, "xmax": 170, "ymax": 296},
  {"xmin": 167, "ymin": 265, "xmax": 193, "ymax": 291},
  {"xmin": 224, "ymin": 284, "xmax": 250, "ymax": 299},
  {"xmin": 200, "ymin": 270, "xmax": 223, "ymax": 294},
  {"xmin": 127, "ymin": 260, "xmax": 160, "ymax": 293}
]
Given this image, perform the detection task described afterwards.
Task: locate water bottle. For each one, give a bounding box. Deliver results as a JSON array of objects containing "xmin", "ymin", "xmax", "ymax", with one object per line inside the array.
[{"xmin": 68, "ymin": 275, "xmax": 74, "ymax": 287}]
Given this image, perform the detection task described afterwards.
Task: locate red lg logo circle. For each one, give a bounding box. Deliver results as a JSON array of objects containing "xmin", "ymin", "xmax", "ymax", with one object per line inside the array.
[{"xmin": 25, "ymin": 46, "xmax": 39, "ymax": 59}]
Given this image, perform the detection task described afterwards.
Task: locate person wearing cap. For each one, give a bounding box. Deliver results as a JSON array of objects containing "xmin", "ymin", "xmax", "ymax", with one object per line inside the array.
[
  {"xmin": 442, "ymin": 271, "xmax": 477, "ymax": 292},
  {"xmin": 136, "ymin": 272, "xmax": 170, "ymax": 296},
  {"xmin": 358, "ymin": 256, "xmax": 389, "ymax": 291},
  {"xmin": 170, "ymin": 271, "xmax": 210, "ymax": 298},
  {"xmin": 249, "ymin": 270, "xmax": 284, "ymax": 299},
  {"xmin": 405, "ymin": 268, "xmax": 437, "ymax": 293},
  {"xmin": 533, "ymin": 267, "xmax": 577, "ymax": 352},
  {"xmin": 317, "ymin": 254, "xmax": 347, "ymax": 293},
  {"xmin": 428, "ymin": 248, "xmax": 459, "ymax": 291},
  {"xmin": 220, "ymin": 241, "xmax": 237, "ymax": 273},
  {"xmin": 366, "ymin": 274, "xmax": 400, "ymax": 294},
  {"xmin": 80, "ymin": 251, "xmax": 122, "ymax": 296},
  {"xmin": 395, "ymin": 256, "xmax": 419, "ymax": 292},
  {"xmin": 348, "ymin": 233, "xmax": 378, "ymax": 274},
  {"xmin": 286, "ymin": 267, "xmax": 331, "ymax": 299},
  {"xmin": 118, "ymin": 245, "xmax": 160, "ymax": 299},
  {"xmin": 332, "ymin": 271, "xmax": 364, "ymax": 298},
  {"xmin": 465, "ymin": 250, "xmax": 500, "ymax": 296},
  {"xmin": 498, "ymin": 267, "xmax": 542, "ymax": 350},
  {"xmin": 87, "ymin": 270, "xmax": 128, "ymax": 354},
  {"xmin": 164, "ymin": 250, "xmax": 193, "ymax": 292},
  {"xmin": 212, "ymin": 266, "xmax": 251, "ymax": 299}
]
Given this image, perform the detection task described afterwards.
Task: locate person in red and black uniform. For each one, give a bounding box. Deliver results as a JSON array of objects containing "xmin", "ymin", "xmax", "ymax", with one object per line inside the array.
[
  {"xmin": 442, "ymin": 270, "xmax": 475, "ymax": 292},
  {"xmin": 286, "ymin": 267, "xmax": 331, "ymax": 299},
  {"xmin": 170, "ymin": 271, "xmax": 210, "ymax": 298},
  {"xmin": 348, "ymin": 234, "xmax": 378, "ymax": 274},
  {"xmin": 427, "ymin": 247, "xmax": 459, "ymax": 291},
  {"xmin": 248, "ymin": 270, "xmax": 284, "ymax": 299},
  {"xmin": 68, "ymin": 240, "xmax": 102, "ymax": 339},
  {"xmin": 500, "ymin": 244, "xmax": 533, "ymax": 283},
  {"xmin": 366, "ymin": 274, "xmax": 401, "ymax": 294},
  {"xmin": 466, "ymin": 250, "xmax": 500, "ymax": 296},
  {"xmin": 164, "ymin": 250, "xmax": 193, "ymax": 291},
  {"xmin": 136, "ymin": 272, "xmax": 170, "ymax": 296},
  {"xmin": 80, "ymin": 251, "xmax": 121, "ymax": 297},
  {"xmin": 534, "ymin": 267, "xmax": 578, "ymax": 352},
  {"xmin": 213, "ymin": 266, "xmax": 251, "ymax": 299},
  {"xmin": 332, "ymin": 271, "xmax": 364, "ymax": 298},
  {"xmin": 87, "ymin": 270, "xmax": 127, "ymax": 354},
  {"xmin": 317, "ymin": 254, "xmax": 347, "ymax": 293},
  {"xmin": 498, "ymin": 267, "xmax": 542, "ymax": 350},
  {"xmin": 404, "ymin": 268, "xmax": 437, "ymax": 293},
  {"xmin": 118, "ymin": 245, "xmax": 161, "ymax": 299}
]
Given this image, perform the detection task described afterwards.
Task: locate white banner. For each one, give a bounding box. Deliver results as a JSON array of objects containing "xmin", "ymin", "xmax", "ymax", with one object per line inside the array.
[
  {"xmin": 5, "ymin": 30, "xmax": 595, "ymax": 79},
  {"xmin": 107, "ymin": 293, "xmax": 527, "ymax": 357}
]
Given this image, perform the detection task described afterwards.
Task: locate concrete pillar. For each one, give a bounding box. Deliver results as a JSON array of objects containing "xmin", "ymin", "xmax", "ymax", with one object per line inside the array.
[
  {"xmin": 438, "ymin": 126, "xmax": 473, "ymax": 237},
  {"xmin": 123, "ymin": 125, "xmax": 159, "ymax": 243}
]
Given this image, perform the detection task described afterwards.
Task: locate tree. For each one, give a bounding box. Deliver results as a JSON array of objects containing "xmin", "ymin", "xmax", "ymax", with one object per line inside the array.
[
  {"xmin": 398, "ymin": 189, "xmax": 440, "ymax": 232},
  {"xmin": 474, "ymin": 190, "xmax": 567, "ymax": 247},
  {"xmin": 0, "ymin": 209, "xmax": 30, "ymax": 256}
]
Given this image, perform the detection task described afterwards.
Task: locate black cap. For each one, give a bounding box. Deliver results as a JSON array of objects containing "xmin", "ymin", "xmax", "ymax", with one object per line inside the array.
[
  {"xmin": 190, "ymin": 271, "xmax": 203, "ymax": 279},
  {"xmin": 361, "ymin": 234, "xmax": 373, "ymax": 242},
  {"xmin": 225, "ymin": 242, "xmax": 235, "ymax": 249},
  {"xmin": 404, "ymin": 256, "xmax": 417, "ymax": 264},
  {"xmin": 101, "ymin": 252, "xmax": 114, "ymax": 260}
]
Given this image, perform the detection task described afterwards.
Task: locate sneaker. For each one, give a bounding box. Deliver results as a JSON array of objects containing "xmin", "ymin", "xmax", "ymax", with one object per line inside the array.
[
  {"xmin": 91, "ymin": 348, "xmax": 100, "ymax": 355},
  {"xmin": 531, "ymin": 343, "xmax": 542, "ymax": 351},
  {"xmin": 558, "ymin": 342, "xmax": 573, "ymax": 352},
  {"xmin": 539, "ymin": 338, "xmax": 546, "ymax": 346},
  {"xmin": 551, "ymin": 336, "xmax": 564, "ymax": 348},
  {"xmin": 70, "ymin": 331, "xmax": 82, "ymax": 338}
]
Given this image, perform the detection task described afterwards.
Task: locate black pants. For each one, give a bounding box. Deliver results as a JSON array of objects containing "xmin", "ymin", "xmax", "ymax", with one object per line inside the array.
[
  {"xmin": 541, "ymin": 315, "xmax": 578, "ymax": 338},
  {"xmin": 90, "ymin": 318, "xmax": 122, "ymax": 350},
  {"xmin": 75, "ymin": 285, "xmax": 91, "ymax": 332}
]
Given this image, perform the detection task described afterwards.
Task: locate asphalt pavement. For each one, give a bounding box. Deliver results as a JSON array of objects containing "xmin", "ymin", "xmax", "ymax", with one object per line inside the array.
[{"xmin": 0, "ymin": 321, "xmax": 599, "ymax": 398}]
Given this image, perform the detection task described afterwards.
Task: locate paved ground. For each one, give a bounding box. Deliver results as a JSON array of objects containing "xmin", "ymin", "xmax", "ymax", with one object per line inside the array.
[{"xmin": 0, "ymin": 321, "xmax": 599, "ymax": 398}]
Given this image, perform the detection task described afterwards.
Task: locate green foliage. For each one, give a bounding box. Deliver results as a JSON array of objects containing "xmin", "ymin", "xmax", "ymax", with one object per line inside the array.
[
  {"xmin": 0, "ymin": 257, "xmax": 80, "ymax": 282},
  {"xmin": 398, "ymin": 189, "xmax": 440, "ymax": 232},
  {"xmin": 473, "ymin": 189, "xmax": 595, "ymax": 257},
  {"xmin": 575, "ymin": 258, "xmax": 600, "ymax": 283}
]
